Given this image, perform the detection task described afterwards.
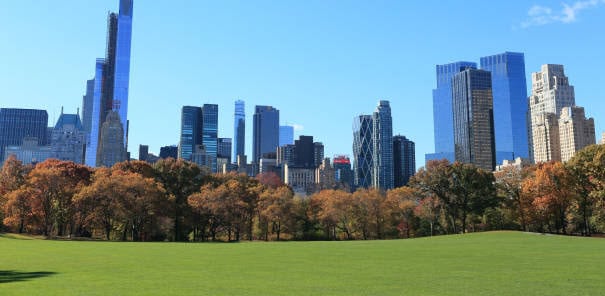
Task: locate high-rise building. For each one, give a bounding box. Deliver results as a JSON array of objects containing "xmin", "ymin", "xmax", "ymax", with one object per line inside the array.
[
  {"xmin": 480, "ymin": 52, "xmax": 529, "ymax": 162},
  {"xmin": 51, "ymin": 112, "xmax": 86, "ymax": 164},
  {"xmin": 159, "ymin": 145, "xmax": 178, "ymax": 159},
  {"xmin": 253, "ymin": 106, "xmax": 279, "ymax": 164},
  {"xmin": 528, "ymin": 64, "xmax": 576, "ymax": 163},
  {"xmin": 333, "ymin": 155, "xmax": 353, "ymax": 191},
  {"xmin": 559, "ymin": 106, "xmax": 596, "ymax": 162},
  {"xmin": 393, "ymin": 135, "xmax": 415, "ymax": 187},
  {"xmin": 233, "ymin": 100, "xmax": 245, "ymax": 164},
  {"xmin": 427, "ymin": 61, "xmax": 478, "ymax": 164},
  {"xmin": 279, "ymin": 125, "xmax": 294, "ymax": 146},
  {"xmin": 3, "ymin": 137, "xmax": 53, "ymax": 165},
  {"xmin": 277, "ymin": 144, "xmax": 296, "ymax": 166},
  {"xmin": 178, "ymin": 106, "xmax": 203, "ymax": 161},
  {"xmin": 86, "ymin": 0, "xmax": 133, "ymax": 167},
  {"xmin": 352, "ymin": 115, "xmax": 373, "ymax": 189},
  {"xmin": 97, "ymin": 111, "xmax": 126, "ymax": 167},
  {"xmin": 452, "ymin": 67, "xmax": 496, "ymax": 171},
  {"xmin": 294, "ymin": 135, "xmax": 315, "ymax": 168},
  {"xmin": 314, "ymin": 142, "xmax": 324, "ymax": 168},
  {"xmin": 372, "ymin": 100, "xmax": 394, "ymax": 190},
  {"xmin": 218, "ymin": 138, "xmax": 232, "ymax": 164},
  {"xmin": 202, "ymin": 104, "xmax": 219, "ymax": 172},
  {"xmin": 138, "ymin": 144, "xmax": 149, "ymax": 161},
  {"xmin": 81, "ymin": 79, "xmax": 95, "ymax": 133},
  {"xmin": 0, "ymin": 108, "xmax": 48, "ymax": 163}
]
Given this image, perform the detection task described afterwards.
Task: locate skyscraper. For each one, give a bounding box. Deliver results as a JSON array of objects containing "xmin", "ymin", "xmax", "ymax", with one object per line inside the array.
[
  {"xmin": 529, "ymin": 64, "xmax": 576, "ymax": 163},
  {"xmin": 393, "ymin": 135, "xmax": 415, "ymax": 187},
  {"xmin": 81, "ymin": 79, "xmax": 95, "ymax": 133},
  {"xmin": 314, "ymin": 142, "xmax": 324, "ymax": 168},
  {"xmin": 279, "ymin": 125, "xmax": 294, "ymax": 146},
  {"xmin": 138, "ymin": 144, "xmax": 149, "ymax": 161},
  {"xmin": 218, "ymin": 138, "xmax": 232, "ymax": 164},
  {"xmin": 202, "ymin": 104, "xmax": 219, "ymax": 172},
  {"xmin": 160, "ymin": 145, "xmax": 178, "ymax": 159},
  {"xmin": 178, "ymin": 106, "xmax": 203, "ymax": 161},
  {"xmin": 427, "ymin": 61, "xmax": 477, "ymax": 163},
  {"xmin": 452, "ymin": 67, "xmax": 496, "ymax": 171},
  {"xmin": 372, "ymin": 100, "xmax": 394, "ymax": 190},
  {"xmin": 294, "ymin": 135, "xmax": 314, "ymax": 168},
  {"xmin": 233, "ymin": 100, "xmax": 245, "ymax": 164},
  {"xmin": 86, "ymin": 0, "xmax": 133, "ymax": 167},
  {"xmin": 97, "ymin": 111, "xmax": 126, "ymax": 167},
  {"xmin": 51, "ymin": 111, "xmax": 86, "ymax": 164},
  {"xmin": 0, "ymin": 108, "xmax": 48, "ymax": 163},
  {"xmin": 480, "ymin": 52, "xmax": 529, "ymax": 162},
  {"xmin": 253, "ymin": 106, "xmax": 279, "ymax": 164},
  {"xmin": 333, "ymin": 155, "xmax": 353, "ymax": 190},
  {"xmin": 558, "ymin": 106, "xmax": 596, "ymax": 162},
  {"xmin": 352, "ymin": 115, "xmax": 373, "ymax": 189}
]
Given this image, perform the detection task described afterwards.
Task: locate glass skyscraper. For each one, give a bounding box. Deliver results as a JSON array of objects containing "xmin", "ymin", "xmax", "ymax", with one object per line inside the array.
[
  {"xmin": 233, "ymin": 100, "xmax": 245, "ymax": 163},
  {"xmin": 427, "ymin": 61, "xmax": 477, "ymax": 164},
  {"xmin": 0, "ymin": 108, "xmax": 49, "ymax": 163},
  {"xmin": 372, "ymin": 100, "xmax": 394, "ymax": 190},
  {"xmin": 202, "ymin": 104, "xmax": 219, "ymax": 172},
  {"xmin": 480, "ymin": 52, "xmax": 529, "ymax": 163},
  {"xmin": 85, "ymin": 0, "xmax": 133, "ymax": 167},
  {"xmin": 178, "ymin": 106, "xmax": 203, "ymax": 161},
  {"xmin": 352, "ymin": 115, "xmax": 373, "ymax": 189},
  {"xmin": 279, "ymin": 125, "xmax": 294, "ymax": 146},
  {"xmin": 253, "ymin": 105, "xmax": 279, "ymax": 164},
  {"xmin": 452, "ymin": 67, "xmax": 496, "ymax": 171}
]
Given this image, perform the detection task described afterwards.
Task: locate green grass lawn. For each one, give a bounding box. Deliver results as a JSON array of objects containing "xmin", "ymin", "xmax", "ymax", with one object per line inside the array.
[{"xmin": 1, "ymin": 231, "xmax": 604, "ymax": 295}]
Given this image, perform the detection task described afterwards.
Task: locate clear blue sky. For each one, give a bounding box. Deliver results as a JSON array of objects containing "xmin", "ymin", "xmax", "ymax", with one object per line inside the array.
[{"xmin": 1, "ymin": 1, "xmax": 604, "ymax": 167}]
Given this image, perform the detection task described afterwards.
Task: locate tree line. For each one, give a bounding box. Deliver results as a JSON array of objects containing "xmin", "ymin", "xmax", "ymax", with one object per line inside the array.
[{"xmin": 1, "ymin": 144, "xmax": 604, "ymax": 241}]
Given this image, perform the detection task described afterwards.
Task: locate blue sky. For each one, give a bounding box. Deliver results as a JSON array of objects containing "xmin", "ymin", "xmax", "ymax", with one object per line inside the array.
[{"xmin": 1, "ymin": 1, "xmax": 604, "ymax": 167}]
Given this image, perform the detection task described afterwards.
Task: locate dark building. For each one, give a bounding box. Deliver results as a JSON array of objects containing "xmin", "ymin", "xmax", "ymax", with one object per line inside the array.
[
  {"xmin": 139, "ymin": 144, "xmax": 149, "ymax": 161},
  {"xmin": 178, "ymin": 106, "xmax": 203, "ymax": 161},
  {"xmin": 218, "ymin": 138, "xmax": 232, "ymax": 164},
  {"xmin": 85, "ymin": 0, "xmax": 133, "ymax": 167},
  {"xmin": 233, "ymin": 100, "xmax": 245, "ymax": 163},
  {"xmin": 253, "ymin": 105, "xmax": 279, "ymax": 164},
  {"xmin": 294, "ymin": 136, "xmax": 315, "ymax": 168},
  {"xmin": 452, "ymin": 67, "xmax": 496, "ymax": 171},
  {"xmin": 333, "ymin": 155, "xmax": 353, "ymax": 190},
  {"xmin": 314, "ymin": 142, "xmax": 324, "ymax": 168},
  {"xmin": 81, "ymin": 79, "xmax": 95, "ymax": 133},
  {"xmin": 202, "ymin": 104, "xmax": 219, "ymax": 172},
  {"xmin": 277, "ymin": 144, "xmax": 296, "ymax": 166},
  {"xmin": 393, "ymin": 135, "xmax": 415, "ymax": 187},
  {"xmin": 0, "ymin": 108, "xmax": 49, "ymax": 163},
  {"xmin": 160, "ymin": 145, "xmax": 178, "ymax": 159}
]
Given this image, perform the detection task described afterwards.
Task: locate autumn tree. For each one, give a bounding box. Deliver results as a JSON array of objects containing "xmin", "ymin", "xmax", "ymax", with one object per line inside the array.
[
  {"xmin": 154, "ymin": 158, "xmax": 207, "ymax": 241},
  {"xmin": 494, "ymin": 166, "xmax": 529, "ymax": 231},
  {"xmin": 0, "ymin": 155, "xmax": 30, "ymax": 230},
  {"xmin": 353, "ymin": 188, "xmax": 388, "ymax": 239},
  {"xmin": 414, "ymin": 196, "xmax": 440, "ymax": 236},
  {"xmin": 3, "ymin": 187, "xmax": 35, "ymax": 233},
  {"xmin": 312, "ymin": 190, "xmax": 356, "ymax": 240},
  {"xmin": 385, "ymin": 187, "xmax": 419, "ymax": 238},
  {"xmin": 258, "ymin": 185, "xmax": 294, "ymax": 240}
]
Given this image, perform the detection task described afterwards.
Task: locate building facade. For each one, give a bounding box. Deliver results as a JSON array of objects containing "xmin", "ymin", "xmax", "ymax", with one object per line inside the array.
[
  {"xmin": 452, "ymin": 67, "xmax": 496, "ymax": 171},
  {"xmin": 178, "ymin": 106, "xmax": 203, "ymax": 161},
  {"xmin": 333, "ymin": 155, "xmax": 353, "ymax": 191},
  {"xmin": 202, "ymin": 104, "xmax": 219, "ymax": 172},
  {"xmin": 159, "ymin": 145, "xmax": 178, "ymax": 159},
  {"xmin": 253, "ymin": 105, "xmax": 279, "ymax": 164},
  {"xmin": 218, "ymin": 138, "xmax": 232, "ymax": 164},
  {"xmin": 97, "ymin": 111, "xmax": 126, "ymax": 167},
  {"xmin": 352, "ymin": 115, "xmax": 373, "ymax": 189},
  {"xmin": 528, "ymin": 64, "xmax": 576, "ymax": 163},
  {"xmin": 559, "ymin": 106, "xmax": 596, "ymax": 162},
  {"xmin": 0, "ymin": 108, "xmax": 48, "ymax": 163},
  {"xmin": 138, "ymin": 144, "xmax": 149, "ymax": 161},
  {"xmin": 3, "ymin": 137, "xmax": 53, "ymax": 165},
  {"xmin": 480, "ymin": 52, "xmax": 529, "ymax": 162},
  {"xmin": 279, "ymin": 125, "xmax": 294, "ymax": 147},
  {"xmin": 428, "ymin": 61, "xmax": 477, "ymax": 164},
  {"xmin": 233, "ymin": 100, "xmax": 245, "ymax": 164},
  {"xmin": 372, "ymin": 100, "xmax": 394, "ymax": 190},
  {"xmin": 393, "ymin": 135, "xmax": 415, "ymax": 187},
  {"xmin": 51, "ymin": 112, "xmax": 86, "ymax": 164}
]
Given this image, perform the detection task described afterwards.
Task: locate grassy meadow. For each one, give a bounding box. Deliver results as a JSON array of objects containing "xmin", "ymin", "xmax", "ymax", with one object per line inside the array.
[{"xmin": 1, "ymin": 231, "xmax": 604, "ymax": 295}]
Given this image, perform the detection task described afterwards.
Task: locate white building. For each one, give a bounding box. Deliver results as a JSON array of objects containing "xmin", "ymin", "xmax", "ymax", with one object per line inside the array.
[{"xmin": 559, "ymin": 106, "xmax": 596, "ymax": 162}]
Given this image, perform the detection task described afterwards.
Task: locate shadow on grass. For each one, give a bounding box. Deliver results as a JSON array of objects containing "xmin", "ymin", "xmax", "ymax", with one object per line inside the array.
[{"xmin": 0, "ymin": 270, "xmax": 57, "ymax": 284}]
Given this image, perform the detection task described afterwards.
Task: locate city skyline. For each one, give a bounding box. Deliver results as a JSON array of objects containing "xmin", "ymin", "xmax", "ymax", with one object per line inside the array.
[{"xmin": 1, "ymin": 1, "xmax": 604, "ymax": 168}]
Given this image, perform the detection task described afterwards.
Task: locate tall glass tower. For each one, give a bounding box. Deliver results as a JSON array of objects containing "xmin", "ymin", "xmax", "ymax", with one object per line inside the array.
[
  {"xmin": 352, "ymin": 115, "xmax": 373, "ymax": 189},
  {"xmin": 233, "ymin": 100, "xmax": 245, "ymax": 164},
  {"xmin": 253, "ymin": 106, "xmax": 279, "ymax": 164},
  {"xmin": 427, "ymin": 61, "xmax": 477, "ymax": 163},
  {"xmin": 178, "ymin": 106, "xmax": 203, "ymax": 161},
  {"xmin": 85, "ymin": 0, "xmax": 133, "ymax": 167},
  {"xmin": 452, "ymin": 67, "xmax": 496, "ymax": 171},
  {"xmin": 372, "ymin": 100, "xmax": 394, "ymax": 190},
  {"xmin": 279, "ymin": 125, "xmax": 294, "ymax": 146},
  {"xmin": 480, "ymin": 52, "xmax": 529, "ymax": 163},
  {"xmin": 202, "ymin": 104, "xmax": 219, "ymax": 172}
]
